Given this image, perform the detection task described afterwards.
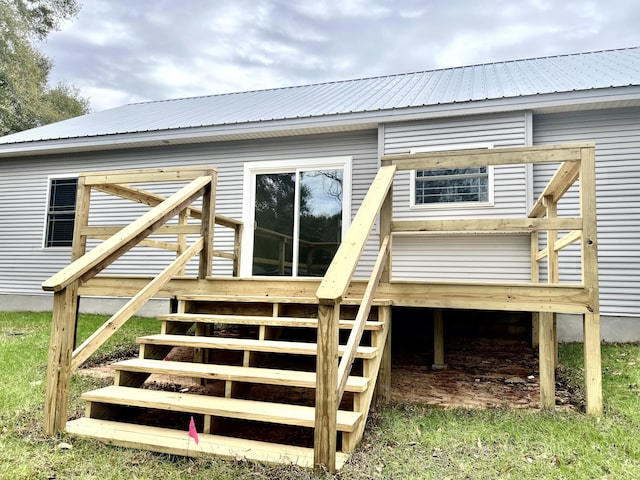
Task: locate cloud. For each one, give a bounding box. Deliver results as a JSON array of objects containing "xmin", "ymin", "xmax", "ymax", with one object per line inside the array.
[{"xmin": 39, "ymin": 0, "xmax": 640, "ymax": 112}]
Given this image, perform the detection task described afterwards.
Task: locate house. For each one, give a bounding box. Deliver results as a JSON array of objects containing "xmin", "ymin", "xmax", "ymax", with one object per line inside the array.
[{"xmin": 0, "ymin": 47, "xmax": 638, "ymax": 471}]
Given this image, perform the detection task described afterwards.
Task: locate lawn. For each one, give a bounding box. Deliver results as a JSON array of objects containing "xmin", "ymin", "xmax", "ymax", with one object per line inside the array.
[{"xmin": 1, "ymin": 311, "xmax": 639, "ymax": 479}]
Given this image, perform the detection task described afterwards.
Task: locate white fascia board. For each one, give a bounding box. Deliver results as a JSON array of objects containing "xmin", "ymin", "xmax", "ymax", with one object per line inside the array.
[{"xmin": 1, "ymin": 86, "xmax": 639, "ymax": 159}]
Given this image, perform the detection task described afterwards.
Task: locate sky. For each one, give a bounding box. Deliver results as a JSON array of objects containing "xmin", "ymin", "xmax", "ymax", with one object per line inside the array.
[{"xmin": 39, "ymin": 0, "xmax": 640, "ymax": 113}]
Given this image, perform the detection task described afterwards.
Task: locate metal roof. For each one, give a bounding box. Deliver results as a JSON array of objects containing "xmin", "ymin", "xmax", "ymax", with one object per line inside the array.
[{"xmin": 1, "ymin": 47, "xmax": 640, "ymax": 146}]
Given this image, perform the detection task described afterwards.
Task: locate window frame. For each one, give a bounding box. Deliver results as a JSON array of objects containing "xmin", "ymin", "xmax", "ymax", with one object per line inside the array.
[
  {"xmin": 409, "ymin": 143, "xmax": 495, "ymax": 210},
  {"xmin": 241, "ymin": 156, "xmax": 352, "ymax": 278},
  {"xmin": 42, "ymin": 174, "xmax": 78, "ymax": 249}
]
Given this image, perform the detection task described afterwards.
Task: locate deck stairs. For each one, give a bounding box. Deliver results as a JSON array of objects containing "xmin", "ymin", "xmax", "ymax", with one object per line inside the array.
[{"xmin": 65, "ymin": 294, "xmax": 390, "ymax": 469}]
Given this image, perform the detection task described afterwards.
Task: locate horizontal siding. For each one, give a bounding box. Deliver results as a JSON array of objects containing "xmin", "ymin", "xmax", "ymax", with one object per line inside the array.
[
  {"xmin": 392, "ymin": 234, "xmax": 531, "ymax": 282},
  {"xmin": 384, "ymin": 112, "xmax": 530, "ymax": 281},
  {"xmin": 533, "ymin": 106, "xmax": 640, "ymax": 317},
  {"xmin": 0, "ymin": 130, "xmax": 379, "ymax": 296}
]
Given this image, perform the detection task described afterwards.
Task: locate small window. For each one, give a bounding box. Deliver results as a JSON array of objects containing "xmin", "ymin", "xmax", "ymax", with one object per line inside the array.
[
  {"xmin": 415, "ymin": 166, "xmax": 489, "ymax": 204},
  {"xmin": 45, "ymin": 177, "xmax": 78, "ymax": 247},
  {"xmin": 411, "ymin": 143, "xmax": 493, "ymax": 207}
]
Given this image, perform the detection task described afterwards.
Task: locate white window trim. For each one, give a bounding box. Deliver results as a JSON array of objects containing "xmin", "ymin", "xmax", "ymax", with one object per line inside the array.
[
  {"xmin": 42, "ymin": 173, "xmax": 79, "ymax": 249},
  {"xmin": 240, "ymin": 156, "xmax": 352, "ymax": 278},
  {"xmin": 409, "ymin": 143, "xmax": 495, "ymax": 210}
]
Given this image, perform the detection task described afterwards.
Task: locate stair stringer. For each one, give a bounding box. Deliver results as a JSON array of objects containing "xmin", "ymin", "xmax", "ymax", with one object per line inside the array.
[{"xmin": 342, "ymin": 304, "xmax": 390, "ymax": 453}]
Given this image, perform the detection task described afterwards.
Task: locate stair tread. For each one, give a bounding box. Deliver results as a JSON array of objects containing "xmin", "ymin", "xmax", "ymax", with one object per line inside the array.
[
  {"xmin": 114, "ymin": 358, "xmax": 370, "ymax": 392},
  {"xmin": 83, "ymin": 385, "xmax": 362, "ymax": 431},
  {"xmin": 66, "ymin": 417, "xmax": 349, "ymax": 469},
  {"xmin": 179, "ymin": 294, "xmax": 392, "ymax": 306},
  {"xmin": 159, "ymin": 313, "xmax": 384, "ymax": 330},
  {"xmin": 138, "ymin": 334, "xmax": 378, "ymax": 359}
]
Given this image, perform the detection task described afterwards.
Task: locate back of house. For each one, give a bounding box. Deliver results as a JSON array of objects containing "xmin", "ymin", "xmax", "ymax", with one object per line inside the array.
[{"xmin": 1, "ymin": 47, "xmax": 640, "ymax": 341}]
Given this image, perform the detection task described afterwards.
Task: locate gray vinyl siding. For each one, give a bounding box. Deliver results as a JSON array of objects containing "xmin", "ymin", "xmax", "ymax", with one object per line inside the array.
[
  {"xmin": 383, "ymin": 112, "xmax": 531, "ymax": 282},
  {"xmin": 0, "ymin": 130, "xmax": 379, "ymax": 297},
  {"xmin": 533, "ymin": 107, "xmax": 640, "ymax": 317}
]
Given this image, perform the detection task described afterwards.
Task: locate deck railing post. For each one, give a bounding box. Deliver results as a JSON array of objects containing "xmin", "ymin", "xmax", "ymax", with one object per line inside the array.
[
  {"xmin": 314, "ymin": 300, "xmax": 339, "ymax": 473},
  {"xmin": 199, "ymin": 170, "xmax": 217, "ymax": 279},
  {"xmin": 44, "ymin": 283, "xmax": 79, "ymax": 435},
  {"xmin": 579, "ymin": 146, "xmax": 603, "ymax": 416}
]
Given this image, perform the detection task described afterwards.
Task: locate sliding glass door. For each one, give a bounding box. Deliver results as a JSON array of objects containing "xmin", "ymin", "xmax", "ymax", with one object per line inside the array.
[{"xmin": 243, "ymin": 158, "xmax": 351, "ymax": 277}]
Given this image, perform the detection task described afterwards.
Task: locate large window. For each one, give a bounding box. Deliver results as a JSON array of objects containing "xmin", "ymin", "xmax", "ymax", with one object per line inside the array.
[
  {"xmin": 411, "ymin": 144, "xmax": 493, "ymax": 207},
  {"xmin": 44, "ymin": 177, "xmax": 77, "ymax": 248},
  {"xmin": 242, "ymin": 157, "xmax": 351, "ymax": 277}
]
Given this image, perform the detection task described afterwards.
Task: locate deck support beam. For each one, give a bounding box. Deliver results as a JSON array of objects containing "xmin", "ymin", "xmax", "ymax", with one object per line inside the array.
[
  {"xmin": 432, "ymin": 309, "xmax": 447, "ymax": 369},
  {"xmin": 538, "ymin": 311, "xmax": 556, "ymax": 409}
]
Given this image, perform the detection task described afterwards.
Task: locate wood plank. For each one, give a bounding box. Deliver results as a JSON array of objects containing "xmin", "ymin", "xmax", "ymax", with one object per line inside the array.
[
  {"xmin": 529, "ymin": 161, "xmax": 581, "ymax": 218},
  {"xmin": 383, "ymin": 144, "xmax": 589, "ymax": 170},
  {"xmin": 65, "ymin": 418, "xmax": 349, "ymax": 469},
  {"xmin": 82, "ymin": 386, "xmax": 361, "ymax": 432},
  {"xmin": 337, "ymin": 235, "xmax": 390, "ymax": 401},
  {"xmin": 137, "ymin": 334, "xmax": 379, "ymax": 359},
  {"xmin": 380, "ymin": 281, "xmax": 594, "ymax": 313},
  {"xmin": 179, "ymin": 294, "xmax": 392, "ymax": 306},
  {"xmin": 81, "ymin": 167, "xmax": 218, "ymax": 185},
  {"xmin": 158, "ymin": 313, "xmax": 384, "ymax": 330},
  {"xmin": 81, "ymin": 225, "xmax": 202, "ymax": 236},
  {"xmin": 536, "ymin": 230, "xmax": 582, "ymax": 261},
  {"xmin": 316, "ymin": 165, "xmax": 396, "ymax": 303},
  {"xmin": 70, "ymin": 239, "xmax": 203, "ymax": 371},
  {"xmin": 199, "ymin": 169, "xmax": 217, "ymax": 278},
  {"xmin": 392, "ymin": 217, "xmax": 582, "ymax": 233},
  {"xmin": 42, "ymin": 176, "xmax": 211, "ymax": 292},
  {"xmin": 113, "ymin": 358, "xmax": 369, "ymax": 392}
]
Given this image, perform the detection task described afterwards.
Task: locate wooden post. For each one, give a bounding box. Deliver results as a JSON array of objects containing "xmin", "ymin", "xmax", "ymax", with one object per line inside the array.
[
  {"xmin": 531, "ymin": 231, "xmax": 540, "ymax": 348},
  {"xmin": 233, "ymin": 223, "xmax": 243, "ymax": 277},
  {"xmin": 374, "ymin": 305, "xmax": 392, "ymax": 404},
  {"xmin": 199, "ymin": 171, "xmax": 217, "ymax": 279},
  {"xmin": 176, "ymin": 209, "xmax": 189, "ymax": 276},
  {"xmin": 44, "ymin": 284, "xmax": 79, "ymax": 435},
  {"xmin": 580, "ymin": 146, "xmax": 603, "ymax": 416},
  {"xmin": 70, "ymin": 177, "xmax": 91, "ymax": 349},
  {"xmin": 543, "ymin": 195, "xmax": 559, "ymax": 368},
  {"xmin": 538, "ymin": 311, "xmax": 555, "ymax": 409},
  {"xmin": 432, "ymin": 309, "xmax": 447, "ymax": 369},
  {"xmin": 314, "ymin": 301, "xmax": 339, "ymax": 472}
]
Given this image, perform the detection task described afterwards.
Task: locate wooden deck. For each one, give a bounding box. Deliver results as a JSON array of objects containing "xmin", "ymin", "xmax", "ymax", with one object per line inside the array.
[{"xmin": 42, "ymin": 145, "xmax": 602, "ymax": 473}]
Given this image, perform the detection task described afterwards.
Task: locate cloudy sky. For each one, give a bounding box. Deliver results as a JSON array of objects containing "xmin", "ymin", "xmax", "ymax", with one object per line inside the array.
[{"xmin": 39, "ymin": 0, "xmax": 640, "ymax": 113}]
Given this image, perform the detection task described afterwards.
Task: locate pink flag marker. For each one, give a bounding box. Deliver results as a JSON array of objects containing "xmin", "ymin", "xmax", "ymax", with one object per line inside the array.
[{"xmin": 188, "ymin": 416, "xmax": 199, "ymax": 445}]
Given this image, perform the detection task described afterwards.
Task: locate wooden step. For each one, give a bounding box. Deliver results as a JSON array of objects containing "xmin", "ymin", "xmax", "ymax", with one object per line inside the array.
[
  {"xmin": 65, "ymin": 417, "xmax": 349, "ymax": 469},
  {"xmin": 114, "ymin": 358, "xmax": 370, "ymax": 392},
  {"xmin": 180, "ymin": 294, "xmax": 392, "ymax": 306},
  {"xmin": 158, "ymin": 313, "xmax": 384, "ymax": 330},
  {"xmin": 138, "ymin": 334, "xmax": 379, "ymax": 359},
  {"xmin": 83, "ymin": 386, "xmax": 362, "ymax": 431}
]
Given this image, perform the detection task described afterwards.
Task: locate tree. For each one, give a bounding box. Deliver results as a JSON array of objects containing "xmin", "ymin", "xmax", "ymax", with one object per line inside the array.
[{"xmin": 0, "ymin": 0, "xmax": 89, "ymax": 136}]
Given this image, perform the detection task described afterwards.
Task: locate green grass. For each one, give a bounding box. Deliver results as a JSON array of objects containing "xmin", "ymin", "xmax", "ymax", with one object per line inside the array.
[{"xmin": 1, "ymin": 311, "xmax": 639, "ymax": 479}]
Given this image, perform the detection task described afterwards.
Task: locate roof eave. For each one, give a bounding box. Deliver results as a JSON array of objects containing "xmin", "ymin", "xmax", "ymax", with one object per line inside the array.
[{"xmin": 1, "ymin": 86, "xmax": 639, "ymax": 158}]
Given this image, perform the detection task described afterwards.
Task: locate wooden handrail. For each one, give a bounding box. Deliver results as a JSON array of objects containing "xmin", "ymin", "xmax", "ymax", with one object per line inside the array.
[
  {"xmin": 316, "ymin": 165, "xmax": 396, "ymax": 303},
  {"xmin": 392, "ymin": 217, "xmax": 582, "ymax": 233},
  {"xmin": 70, "ymin": 238, "xmax": 204, "ymax": 370},
  {"xmin": 336, "ymin": 235, "xmax": 390, "ymax": 402},
  {"xmin": 42, "ymin": 176, "xmax": 210, "ymax": 292},
  {"xmin": 382, "ymin": 143, "xmax": 589, "ymax": 170}
]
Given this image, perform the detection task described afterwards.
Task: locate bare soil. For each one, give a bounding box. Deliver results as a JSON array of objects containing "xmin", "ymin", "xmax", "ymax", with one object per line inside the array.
[{"xmin": 79, "ymin": 343, "xmax": 578, "ymax": 411}]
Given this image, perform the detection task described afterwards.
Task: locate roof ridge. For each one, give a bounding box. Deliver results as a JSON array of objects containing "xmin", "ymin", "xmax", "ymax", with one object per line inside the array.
[{"xmin": 125, "ymin": 46, "xmax": 640, "ymax": 107}]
